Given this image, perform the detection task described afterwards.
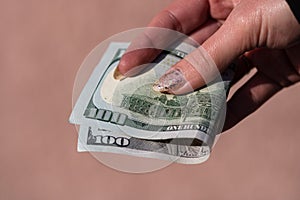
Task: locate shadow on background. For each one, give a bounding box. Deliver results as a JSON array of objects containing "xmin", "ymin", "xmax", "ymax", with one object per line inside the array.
[{"xmin": 0, "ymin": 0, "xmax": 299, "ymax": 200}]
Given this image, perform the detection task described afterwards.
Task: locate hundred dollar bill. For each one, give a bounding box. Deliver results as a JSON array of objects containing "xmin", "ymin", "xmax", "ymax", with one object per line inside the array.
[
  {"xmin": 78, "ymin": 123, "xmax": 211, "ymax": 164},
  {"xmin": 70, "ymin": 42, "xmax": 234, "ymax": 146}
]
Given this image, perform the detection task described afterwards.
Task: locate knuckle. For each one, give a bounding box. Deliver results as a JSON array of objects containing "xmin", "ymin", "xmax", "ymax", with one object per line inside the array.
[{"xmin": 156, "ymin": 9, "xmax": 183, "ymax": 32}]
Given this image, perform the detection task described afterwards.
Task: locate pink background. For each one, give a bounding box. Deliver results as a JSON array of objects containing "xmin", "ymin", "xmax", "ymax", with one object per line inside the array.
[{"xmin": 1, "ymin": 0, "xmax": 300, "ymax": 199}]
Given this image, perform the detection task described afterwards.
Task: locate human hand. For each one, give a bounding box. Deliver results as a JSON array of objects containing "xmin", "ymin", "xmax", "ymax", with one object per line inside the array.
[{"xmin": 115, "ymin": 0, "xmax": 300, "ymax": 130}]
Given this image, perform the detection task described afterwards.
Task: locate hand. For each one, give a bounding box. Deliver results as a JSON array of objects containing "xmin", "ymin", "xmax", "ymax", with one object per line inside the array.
[{"xmin": 115, "ymin": 0, "xmax": 300, "ymax": 130}]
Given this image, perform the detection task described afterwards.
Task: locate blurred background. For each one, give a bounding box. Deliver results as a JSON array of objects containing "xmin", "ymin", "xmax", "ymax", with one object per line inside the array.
[{"xmin": 0, "ymin": 0, "xmax": 299, "ymax": 199}]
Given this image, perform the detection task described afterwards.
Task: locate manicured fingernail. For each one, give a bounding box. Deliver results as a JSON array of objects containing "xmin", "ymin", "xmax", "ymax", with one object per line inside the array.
[
  {"xmin": 113, "ymin": 66, "xmax": 125, "ymax": 81},
  {"xmin": 152, "ymin": 68, "xmax": 186, "ymax": 94}
]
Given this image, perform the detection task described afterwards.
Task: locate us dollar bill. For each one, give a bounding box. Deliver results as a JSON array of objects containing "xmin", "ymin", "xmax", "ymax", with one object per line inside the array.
[
  {"xmin": 70, "ymin": 42, "xmax": 234, "ymax": 163},
  {"xmin": 78, "ymin": 124, "xmax": 211, "ymax": 164}
]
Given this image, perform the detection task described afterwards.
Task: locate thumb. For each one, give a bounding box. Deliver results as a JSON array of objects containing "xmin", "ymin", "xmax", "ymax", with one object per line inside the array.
[{"xmin": 153, "ymin": 4, "xmax": 258, "ymax": 94}]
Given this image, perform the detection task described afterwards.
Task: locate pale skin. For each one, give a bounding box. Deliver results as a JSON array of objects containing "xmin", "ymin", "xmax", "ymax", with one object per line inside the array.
[{"xmin": 115, "ymin": 0, "xmax": 300, "ymax": 131}]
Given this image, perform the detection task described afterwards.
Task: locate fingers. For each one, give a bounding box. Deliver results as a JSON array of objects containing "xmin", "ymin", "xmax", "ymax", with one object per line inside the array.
[
  {"xmin": 155, "ymin": 0, "xmax": 300, "ymax": 94},
  {"xmin": 188, "ymin": 19, "xmax": 221, "ymax": 45},
  {"xmin": 157, "ymin": 1, "xmax": 284, "ymax": 94},
  {"xmin": 148, "ymin": 0, "xmax": 209, "ymax": 32},
  {"xmin": 114, "ymin": 48, "xmax": 161, "ymax": 79},
  {"xmin": 154, "ymin": 1, "xmax": 265, "ymax": 94},
  {"xmin": 115, "ymin": 0, "xmax": 211, "ymax": 78}
]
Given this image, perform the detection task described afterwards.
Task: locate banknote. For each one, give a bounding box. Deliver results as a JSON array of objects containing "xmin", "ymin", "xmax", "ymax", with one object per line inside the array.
[
  {"xmin": 70, "ymin": 42, "xmax": 234, "ymax": 164},
  {"xmin": 70, "ymin": 42, "xmax": 233, "ymax": 142},
  {"xmin": 78, "ymin": 123, "xmax": 211, "ymax": 164}
]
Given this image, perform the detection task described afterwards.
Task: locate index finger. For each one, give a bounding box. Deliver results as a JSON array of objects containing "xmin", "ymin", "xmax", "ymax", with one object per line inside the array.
[{"xmin": 114, "ymin": 0, "xmax": 210, "ymax": 79}]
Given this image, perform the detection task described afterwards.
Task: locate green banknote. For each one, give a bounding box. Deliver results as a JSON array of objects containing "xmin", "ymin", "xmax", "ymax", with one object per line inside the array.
[{"xmin": 70, "ymin": 42, "xmax": 234, "ymax": 164}]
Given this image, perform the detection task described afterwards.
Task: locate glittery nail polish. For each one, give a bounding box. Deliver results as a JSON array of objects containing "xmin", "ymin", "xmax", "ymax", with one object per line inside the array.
[{"xmin": 152, "ymin": 69, "xmax": 186, "ymax": 93}]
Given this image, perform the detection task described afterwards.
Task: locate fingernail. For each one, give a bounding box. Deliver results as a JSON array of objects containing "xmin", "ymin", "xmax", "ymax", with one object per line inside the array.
[
  {"xmin": 152, "ymin": 69, "xmax": 186, "ymax": 94},
  {"xmin": 113, "ymin": 66, "xmax": 125, "ymax": 81}
]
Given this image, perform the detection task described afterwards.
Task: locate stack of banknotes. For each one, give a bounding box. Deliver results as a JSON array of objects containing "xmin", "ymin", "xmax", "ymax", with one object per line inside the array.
[{"xmin": 69, "ymin": 42, "xmax": 234, "ymax": 164}]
